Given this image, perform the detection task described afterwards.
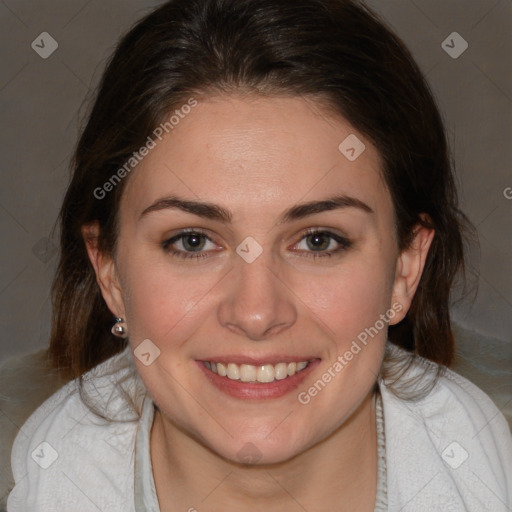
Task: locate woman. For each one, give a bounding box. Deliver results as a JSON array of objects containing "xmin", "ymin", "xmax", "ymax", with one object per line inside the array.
[{"xmin": 7, "ymin": 0, "xmax": 512, "ymax": 510}]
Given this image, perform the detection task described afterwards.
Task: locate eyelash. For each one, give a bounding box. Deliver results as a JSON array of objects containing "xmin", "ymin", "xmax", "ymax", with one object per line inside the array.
[{"xmin": 162, "ymin": 228, "xmax": 352, "ymax": 261}]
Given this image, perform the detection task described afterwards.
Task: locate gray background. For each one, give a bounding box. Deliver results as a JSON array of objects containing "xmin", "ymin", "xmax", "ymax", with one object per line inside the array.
[{"xmin": 0, "ymin": 0, "xmax": 511, "ymax": 364}]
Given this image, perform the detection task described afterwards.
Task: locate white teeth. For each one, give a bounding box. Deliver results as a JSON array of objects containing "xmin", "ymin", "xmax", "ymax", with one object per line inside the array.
[
  {"xmin": 240, "ymin": 364, "xmax": 257, "ymax": 382},
  {"xmin": 204, "ymin": 360, "xmax": 310, "ymax": 383},
  {"xmin": 257, "ymin": 364, "xmax": 275, "ymax": 383},
  {"xmin": 274, "ymin": 363, "xmax": 288, "ymax": 380},
  {"xmin": 227, "ymin": 363, "xmax": 240, "ymax": 380},
  {"xmin": 217, "ymin": 362, "xmax": 227, "ymax": 377}
]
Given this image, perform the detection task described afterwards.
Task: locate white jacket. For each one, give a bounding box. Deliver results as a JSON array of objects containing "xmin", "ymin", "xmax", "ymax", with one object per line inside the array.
[{"xmin": 7, "ymin": 344, "xmax": 512, "ymax": 511}]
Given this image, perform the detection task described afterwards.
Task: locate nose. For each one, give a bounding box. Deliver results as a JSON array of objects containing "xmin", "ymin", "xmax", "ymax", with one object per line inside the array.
[{"xmin": 217, "ymin": 251, "xmax": 297, "ymax": 341}]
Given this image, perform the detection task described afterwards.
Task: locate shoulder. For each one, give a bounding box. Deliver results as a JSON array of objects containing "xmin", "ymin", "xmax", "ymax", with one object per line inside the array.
[
  {"xmin": 379, "ymin": 343, "xmax": 512, "ymax": 511},
  {"xmin": 7, "ymin": 346, "xmax": 149, "ymax": 512}
]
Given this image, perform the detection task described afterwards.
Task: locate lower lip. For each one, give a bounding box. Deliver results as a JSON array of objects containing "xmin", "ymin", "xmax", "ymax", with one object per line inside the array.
[{"xmin": 196, "ymin": 360, "xmax": 321, "ymax": 400}]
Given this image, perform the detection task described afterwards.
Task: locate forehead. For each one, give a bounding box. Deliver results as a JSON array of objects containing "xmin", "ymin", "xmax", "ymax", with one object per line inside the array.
[{"xmin": 121, "ymin": 94, "xmax": 391, "ymax": 224}]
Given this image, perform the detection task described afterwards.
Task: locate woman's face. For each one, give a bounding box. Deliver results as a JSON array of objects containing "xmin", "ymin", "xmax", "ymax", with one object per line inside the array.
[{"xmin": 98, "ymin": 94, "xmax": 425, "ymax": 464}]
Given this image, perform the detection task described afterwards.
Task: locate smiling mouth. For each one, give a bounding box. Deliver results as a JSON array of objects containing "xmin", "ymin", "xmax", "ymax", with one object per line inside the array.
[{"xmin": 203, "ymin": 360, "xmax": 311, "ymax": 384}]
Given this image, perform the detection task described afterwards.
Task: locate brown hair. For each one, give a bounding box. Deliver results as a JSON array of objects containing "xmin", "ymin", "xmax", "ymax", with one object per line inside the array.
[{"xmin": 50, "ymin": 0, "xmax": 470, "ymax": 385}]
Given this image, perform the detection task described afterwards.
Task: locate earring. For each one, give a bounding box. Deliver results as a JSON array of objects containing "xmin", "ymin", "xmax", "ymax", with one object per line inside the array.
[{"xmin": 111, "ymin": 317, "xmax": 128, "ymax": 338}]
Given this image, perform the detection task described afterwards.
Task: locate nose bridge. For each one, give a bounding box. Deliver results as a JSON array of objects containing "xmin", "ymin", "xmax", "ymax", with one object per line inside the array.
[{"xmin": 217, "ymin": 248, "xmax": 297, "ymax": 340}]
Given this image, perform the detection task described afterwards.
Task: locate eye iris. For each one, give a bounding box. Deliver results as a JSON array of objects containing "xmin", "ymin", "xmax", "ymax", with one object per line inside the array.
[
  {"xmin": 307, "ymin": 233, "xmax": 329, "ymax": 251},
  {"xmin": 183, "ymin": 233, "xmax": 205, "ymax": 251}
]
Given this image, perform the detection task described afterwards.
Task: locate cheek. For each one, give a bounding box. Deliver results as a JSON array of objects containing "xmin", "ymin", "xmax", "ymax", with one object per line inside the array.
[
  {"xmin": 120, "ymin": 254, "xmax": 224, "ymax": 345},
  {"xmin": 118, "ymin": 217, "xmax": 398, "ymax": 349},
  {"xmin": 298, "ymin": 259, "xmax": 395, "ymax": 343}
]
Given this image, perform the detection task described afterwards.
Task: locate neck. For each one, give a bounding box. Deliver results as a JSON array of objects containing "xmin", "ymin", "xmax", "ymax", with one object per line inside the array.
[{"xmin": 151, "ymin": 387, "xmax": 379, "ymax": 512}]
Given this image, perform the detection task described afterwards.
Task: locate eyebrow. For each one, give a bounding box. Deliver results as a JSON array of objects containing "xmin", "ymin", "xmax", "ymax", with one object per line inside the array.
[{"xmin": 139, "ymin": 194, "xmax": 373, "ymax": 224}]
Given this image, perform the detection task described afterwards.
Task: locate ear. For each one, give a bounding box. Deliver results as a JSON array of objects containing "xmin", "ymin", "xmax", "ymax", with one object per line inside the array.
[
  {"xmin": 389, "ymin": 220, "xmax": 435, "ymax": 325},
  {"xmin": 82, "ymin": 222, "xmax": 126, "ymax": 319}
]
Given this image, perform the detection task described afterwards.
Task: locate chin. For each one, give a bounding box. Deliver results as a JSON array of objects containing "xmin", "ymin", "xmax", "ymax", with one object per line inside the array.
[{"xmin": 206, "ymin": 428, "xmax": 316, "ymax": 467}]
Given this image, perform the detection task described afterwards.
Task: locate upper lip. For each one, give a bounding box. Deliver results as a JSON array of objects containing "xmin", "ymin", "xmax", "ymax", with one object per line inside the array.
[{"xmin": 198, "ymin": 355, "xmax": 320, "ymax": 366}]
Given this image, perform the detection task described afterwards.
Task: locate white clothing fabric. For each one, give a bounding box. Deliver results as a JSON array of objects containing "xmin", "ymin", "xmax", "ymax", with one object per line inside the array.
[
  {"xmin": 374, "ymin": 389, "xmax": 388, "ymax": 511},
  {"xmin": 7, "ymin": 343, "xmax": 512, "ymax": 511}
]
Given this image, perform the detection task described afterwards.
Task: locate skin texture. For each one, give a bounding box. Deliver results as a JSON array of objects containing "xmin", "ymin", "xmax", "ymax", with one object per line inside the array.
[{"xmin": 84, "ymin": 94, "xmax": 434, "ymax": 511}]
